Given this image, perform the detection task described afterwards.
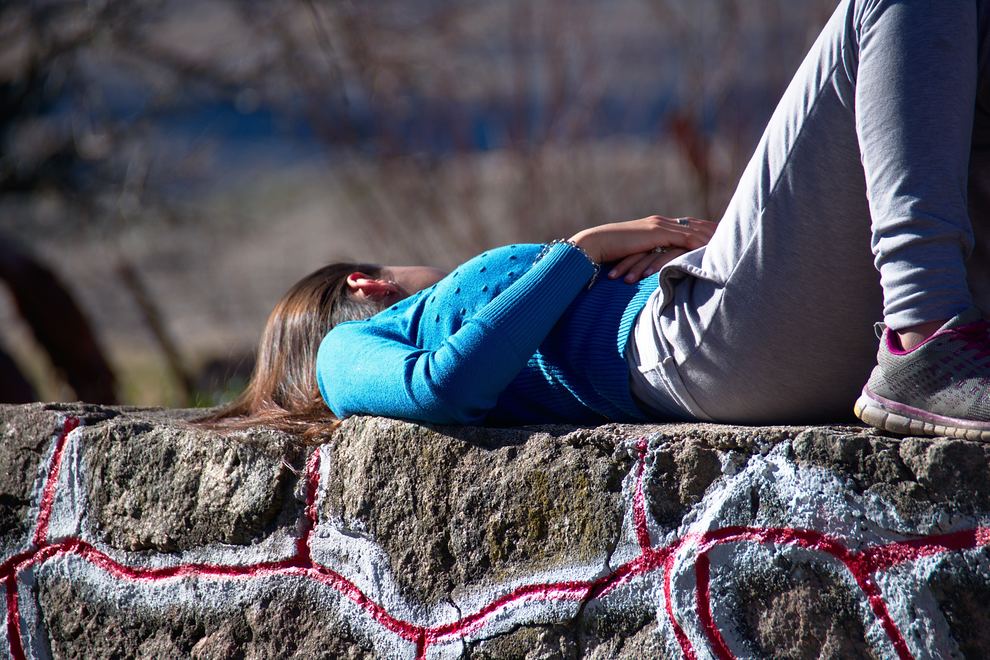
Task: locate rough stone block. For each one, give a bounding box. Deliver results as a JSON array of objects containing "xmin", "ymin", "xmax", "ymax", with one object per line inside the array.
[
  {"xmin": 318, "ymin": 416, "xmax": 638, "ymax": 607},
  {"xmin": 0, "ymin": 404, "xmax": 116, "ymax": 556},
  {"xmin": 36, "ymin": 567, "xmax": 376, "ymax": 659},
  {"xmin": 2, "ymin": 404, "xmax": 990, "ymax": 659},
  {"xmin": 720, "ymin": 550, "xmax": 874, "ymax": 659},
  {"xmin": 80, "ymin": 416, "xmax": 306, "ymax": 552}
]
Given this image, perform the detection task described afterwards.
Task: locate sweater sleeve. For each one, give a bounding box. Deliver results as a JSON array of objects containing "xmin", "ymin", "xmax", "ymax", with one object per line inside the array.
[{"xmin": 316, "ymin": 243, "xmax": 595, "ymax": 424}]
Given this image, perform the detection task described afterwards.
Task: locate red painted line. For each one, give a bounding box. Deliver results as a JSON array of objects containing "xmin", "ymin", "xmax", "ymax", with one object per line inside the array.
[
  {"xmin": 427, "ymin": 530, "xmax": 680, "ymax": 644},
  {"xmin": 848, "ymin": 568, "xmax": 913, "ymax": 660},
  {"xmin": 978, "ymin": 527, "xmax": 990, "ymax": 546},
  {"xmin": 696, "ymin": 526, "xmax": 854, "ymax": 561},
  {"xmin": 307, "ymin": 566, "xmax": 424, "ymax": 641},
  {"xmin": 585, "ymin": 546, "xmax": 665, "ymax": 603},
  {"xmin": 4, "ymin": 420, "xmax": 990, "ymax": 660},
  {"xmin": 80, "ymin": 547, "xmax": 291, "ymax": 582},
  {"xmin": 695, "ymin": 551, "xmax": 732, "ymax": 660},
  {"xmin": 0, "ymin": 551, "xmax": 36, "ymax": 583},
  {"xmin": 31, "ymin": 417, "xmax": 79, "ymax": 548},
  {"xmin": 5, "ymin": 574, "xmax": 25, "ymax": 660},
  {"xmin": 663, "ymin": 539, "xmax": 698, "ymax": 660},
  {"xmin": 633, "ymin": 437, "xmax": 652, "ymax": 553},
  {"xmin": 296, "ymin": 450, "xmax": 321, "ymax": 562},
  {"xmin": 424, "ymin": 446, "xmax": 674, "ymax": 649},
  {"xmin": 426, "ymin": 579, "xmax": 594, "ymax": 642},
  {"xmin": 690, "ymin": 527, "xmax": 917, "ymax": 659},
  {"xmin": 3, "ymin": 416, "xmax": 80, "ymax": 660},
  {"xmin": 19, "ymin": 536, "xmax": 430, "ymax": 646},
  {"xmin": 862, "ymin": 528, "xmax": 990, "ymax": 572},
  {"xmin": 11, "ymin": 544, "xmax": 65, "ymax": 575}
]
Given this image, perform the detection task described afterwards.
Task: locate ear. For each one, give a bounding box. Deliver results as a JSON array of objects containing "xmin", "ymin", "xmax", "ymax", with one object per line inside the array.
[{"xmin": 346, "ymin": 272, "xmax": 399, "ymax": 300}]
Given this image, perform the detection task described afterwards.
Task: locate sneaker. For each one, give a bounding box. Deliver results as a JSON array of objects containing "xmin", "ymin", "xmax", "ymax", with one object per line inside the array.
[{"xmin": 854, "ymin": 308, "xmax": 990, "ymax": 440}]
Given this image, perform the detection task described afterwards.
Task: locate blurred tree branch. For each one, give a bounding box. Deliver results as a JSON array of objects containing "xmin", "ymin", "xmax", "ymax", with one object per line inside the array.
[
  {"xmin": 0, "ymin": 0, "xmax": 840, "ymax": 404},
  {"xmin": 0, "ymin": 233, "xmax": 117, "ymax": 403}
]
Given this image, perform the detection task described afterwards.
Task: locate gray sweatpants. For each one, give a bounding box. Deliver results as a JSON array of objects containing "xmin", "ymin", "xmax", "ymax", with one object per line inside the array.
[{"xmin": 631, "ymin": 0, "xmax": 990, "ymax": 423}]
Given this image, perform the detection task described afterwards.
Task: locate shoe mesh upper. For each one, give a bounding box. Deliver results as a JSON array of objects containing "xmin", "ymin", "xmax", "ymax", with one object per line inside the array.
[{"xmin": 867, "ymin": 315, "xmax": 990, "ymax": 422}]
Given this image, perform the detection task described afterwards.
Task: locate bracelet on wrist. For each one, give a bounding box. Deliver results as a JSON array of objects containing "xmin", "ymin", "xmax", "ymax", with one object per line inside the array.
[{"xmin": 534, "ymin": 238, "xmax": 600, "ymax": 289}]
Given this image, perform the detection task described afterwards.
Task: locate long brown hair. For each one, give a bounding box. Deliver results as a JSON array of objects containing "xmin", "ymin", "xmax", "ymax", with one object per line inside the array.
[{"xmin": 198, "ymin": 262, "xmax": 385, "ymax": 442}]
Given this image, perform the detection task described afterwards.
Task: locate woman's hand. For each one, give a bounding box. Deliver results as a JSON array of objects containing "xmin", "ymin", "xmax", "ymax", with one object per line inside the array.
[{"xmin": 569, "ymin": 215, "xmax": 717, "ymax": 283}]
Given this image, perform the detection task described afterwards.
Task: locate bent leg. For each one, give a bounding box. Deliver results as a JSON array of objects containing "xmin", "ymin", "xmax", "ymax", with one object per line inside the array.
[
  {"xmin": 650, "ymin": 0, "xmax": 984, "ymax": 424},
  {"xmin": 648, "ymin": 0, "xmax": 883, "ymax": 423},
  {"xmin": 857, "ymin": 0, "xmax": 978, "ymax": 329}
]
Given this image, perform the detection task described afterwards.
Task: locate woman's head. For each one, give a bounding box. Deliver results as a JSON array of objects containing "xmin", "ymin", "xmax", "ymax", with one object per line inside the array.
[
  {"xmin": 199, "ymin": 262, "xmax": 384, "ymax": 441},
  {"xmin": 251, "ymin": 262, "xmax": 385, "ymax": 417},
  {"xmin": 200, "ymin": 261, "xmax": 446, "ymax": 441}
]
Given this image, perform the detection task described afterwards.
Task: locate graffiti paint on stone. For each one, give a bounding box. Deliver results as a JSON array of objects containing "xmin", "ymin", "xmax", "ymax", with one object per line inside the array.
[{"xmin": 2, "ymin": 411, "xmax": 989, "ymax": 658}]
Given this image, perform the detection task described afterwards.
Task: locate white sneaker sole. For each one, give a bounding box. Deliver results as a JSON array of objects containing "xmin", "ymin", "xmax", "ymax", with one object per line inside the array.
[{"xmin": 855, "ymin": 390, "xmax": 990, "ymax": 441}]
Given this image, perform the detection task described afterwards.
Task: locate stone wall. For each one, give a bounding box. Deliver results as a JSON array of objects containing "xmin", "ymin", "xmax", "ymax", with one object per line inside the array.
[{"xmin": 2, "ymin": 402, "xmax": 989, "ymax": 658}]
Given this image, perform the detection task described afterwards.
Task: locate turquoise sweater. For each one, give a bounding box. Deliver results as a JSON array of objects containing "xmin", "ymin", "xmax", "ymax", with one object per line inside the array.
[{"xmin": 316, "ymin": 242, "xmax": 658, "ymax": 425}]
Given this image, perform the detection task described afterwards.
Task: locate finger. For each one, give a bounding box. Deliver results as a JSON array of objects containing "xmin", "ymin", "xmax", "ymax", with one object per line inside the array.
[
  {"xmin": 667, "ymin": 246, "xmax": 688, "ymax": 258},
  {"xmin": 681, "ymin": 217, "xmax": 718, "ymax": 239},
  {"xmin": 621, "ymin": 253, "xmax": 661, "ymax": 283},
  {"xmin": 648, "ymin": 215, "xmax": 713, "ymax": 237},
  {"xmin": 612, "ymin": 248, "xmax": 688, "ymax": 283},
  {"xmin": 670, "ymin": 217, "xmax": 718, "ymax": 239},
  {"xmin": 687, "ymin": 217, "xmax": 718, "ymax": 241},
  {"xmin": 608, "ymin": 253, "xmax": 646, "ymax": 280},
  {"xmin": 609, "ymin": 253, "xmax": 655, "ymax": 281},
  {"xmin": 627, "ymin": 248, "xmax": 688, "ymax": 282},
  {"xmin": 657, "ymin": 218, "xmax": 718, "ymax": 249}
]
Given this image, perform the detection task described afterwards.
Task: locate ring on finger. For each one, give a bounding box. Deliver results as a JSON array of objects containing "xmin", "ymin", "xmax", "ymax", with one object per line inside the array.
[
  {"xmin": 674, "ymin": 217, "xmax": 691, "ymax": 226},
  {"xmin": 652, "ymin": 246, "xmax": 669, "ymax": 254}
]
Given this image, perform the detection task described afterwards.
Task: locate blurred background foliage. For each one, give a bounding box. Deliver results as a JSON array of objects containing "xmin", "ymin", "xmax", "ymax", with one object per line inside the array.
[{"xmin": 1, "ymin": 0, "xmax": 836, "ymax": 407}]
